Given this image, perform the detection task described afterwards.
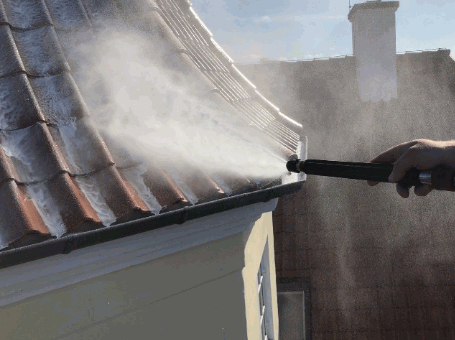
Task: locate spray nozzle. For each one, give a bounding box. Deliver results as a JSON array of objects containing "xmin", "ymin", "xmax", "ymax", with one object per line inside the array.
[{"xmin": 286, "ymin": 155, "xmax": 303, "ymax": 173}]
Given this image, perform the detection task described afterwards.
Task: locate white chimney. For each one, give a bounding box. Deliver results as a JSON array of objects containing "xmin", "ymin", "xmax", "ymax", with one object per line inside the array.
[{"xmin": 348, "ymin": 1, "xmax": 399, "ymax": 102}]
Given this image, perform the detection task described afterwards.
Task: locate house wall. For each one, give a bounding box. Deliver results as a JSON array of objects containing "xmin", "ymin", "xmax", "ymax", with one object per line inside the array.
[
  {"xmin": 0, "ymin": 211, "xmax": 277, "ymax": 340},
  {"xmin": 239, "ymin": 56, "xmax": 455, "ymax": 339}
]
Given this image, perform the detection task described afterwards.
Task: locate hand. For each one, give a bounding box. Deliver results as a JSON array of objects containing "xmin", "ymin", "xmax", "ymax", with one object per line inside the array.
[{"xmin": 368, "ymin": 139, "xmax": 455, "ymax": 198}]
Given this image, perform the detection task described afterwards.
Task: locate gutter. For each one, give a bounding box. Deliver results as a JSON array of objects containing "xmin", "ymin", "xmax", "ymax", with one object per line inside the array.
[{"xmin": 0, "ymin": 180, "xmax": 304, "ymax": 269}]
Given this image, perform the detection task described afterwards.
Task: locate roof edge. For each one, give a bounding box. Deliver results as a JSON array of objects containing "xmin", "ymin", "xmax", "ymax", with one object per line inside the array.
[
  {"xmin": 237, "ymin": 49, "xmax": 451, "ymax": 65},
  {"xmin": 348, "ymin": 1, "xmax": 400, "ymax": 22},
  {"xmin": 0, "ymin": 180, "xmax": 304, "ymax": 269}
]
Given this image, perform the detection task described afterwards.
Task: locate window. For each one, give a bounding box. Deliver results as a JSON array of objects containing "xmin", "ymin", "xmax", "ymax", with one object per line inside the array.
[
  {"xmin": 277, "ymin": 278, "xmax": 312, "ymax": 340},
  {"xmin": 257, "ymin": 241, "xmax": 274, "ymax": 340}
]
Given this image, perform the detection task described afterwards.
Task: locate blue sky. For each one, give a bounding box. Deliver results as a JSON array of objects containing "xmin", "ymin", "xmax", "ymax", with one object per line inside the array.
[{"xmin": 191, "ymin": 0, "xmax": 455, "ymax": 63}]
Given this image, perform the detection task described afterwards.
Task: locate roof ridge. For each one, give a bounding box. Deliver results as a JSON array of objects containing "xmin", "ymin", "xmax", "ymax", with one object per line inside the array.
[{"xmin": 237, "ymin": 48, "xmax": 452, "ymax": 65}]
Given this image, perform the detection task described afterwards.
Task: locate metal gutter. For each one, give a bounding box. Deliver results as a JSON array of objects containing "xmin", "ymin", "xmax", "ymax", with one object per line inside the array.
[{"xmin": 0, "ymin": 180, "xmax": 304, "ymax": 269}]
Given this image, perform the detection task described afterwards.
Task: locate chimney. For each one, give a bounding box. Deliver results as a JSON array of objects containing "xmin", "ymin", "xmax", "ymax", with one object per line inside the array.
[{"xmin": 348, "ymin": 1, "xmax": 399, "ymax": 102}]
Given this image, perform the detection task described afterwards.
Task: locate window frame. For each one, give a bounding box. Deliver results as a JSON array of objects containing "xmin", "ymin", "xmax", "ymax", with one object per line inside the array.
[
  {"xmin": 276, "ymin": 277, "xmax": 312, "ymax": 340},
  {"xmin": 257, "ymin": 239, "xmax": 275, "ymax": 340}
]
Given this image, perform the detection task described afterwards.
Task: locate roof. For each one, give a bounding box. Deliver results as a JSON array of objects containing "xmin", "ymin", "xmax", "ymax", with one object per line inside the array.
[{"xmin": 0, "ymin": 0, "xmax": 303, "ymax": 266}]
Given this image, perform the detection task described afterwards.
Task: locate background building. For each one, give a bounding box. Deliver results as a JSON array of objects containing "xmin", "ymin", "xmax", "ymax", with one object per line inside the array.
[{"xmin": 239, "ymin": 1, "xmax": 455, "ymax": 338}]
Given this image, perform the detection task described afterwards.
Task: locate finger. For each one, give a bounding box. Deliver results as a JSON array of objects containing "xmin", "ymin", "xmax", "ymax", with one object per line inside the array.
[
  {"xmin": 414, "ymin": 184, "xmax": 433, "ymax": 196},
  {"xmin": 370, "ymin": 140, "xmax": 419, "ymax": 163},
  {"xmin": 388, "ymin": 147, "xmax": 419, "ymax": 182},
  {"xmin": 367, "ymin": 180, "xmax": 379, "ymax": 186},
  {"xmin": 396, "ymin": 183, "xmax": 410, "ymax": 198}
]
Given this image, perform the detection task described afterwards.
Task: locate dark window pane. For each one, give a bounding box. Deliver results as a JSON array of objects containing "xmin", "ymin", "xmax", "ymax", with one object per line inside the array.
[{"xmin": 278, "ymin": 292, "xmax": 305, "ymax": 340}]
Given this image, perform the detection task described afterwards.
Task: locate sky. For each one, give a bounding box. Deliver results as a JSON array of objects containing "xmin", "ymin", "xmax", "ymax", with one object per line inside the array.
[{"xmin": 191, "ymin": 0, "xmax": 455, "ymax": 63}]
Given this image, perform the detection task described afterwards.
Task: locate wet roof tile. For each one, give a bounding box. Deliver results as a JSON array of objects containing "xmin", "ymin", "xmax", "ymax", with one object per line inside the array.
[
  {"xmin": 0, "ymin": 0, "xmax": 302, "ymax": 253},
  {"xmin": 44, "ymin": 173, "xmax": 102, "ymax": 232},
  {"xmin": 209, "ymin": 171, "xmax": 256, "ymax": 196},
  {"xmin": 118, "ymin": 165, "xmax": 163, "ymax": 214},
  {"xmin": 0, "ymin": 73, "xmax": 45, "ymax": 130},
  {"xmin": 0, "ymin": 145, "xmax": 18, "ymax": 184},
  {"xmin": 120, "ymin": 164, "xmax": 190, "ymax": 211},
  {"xmin": 12, "ymin": 26, "xmax": 69, "ymax": 76},
  {"xmin": 81, "ymin": 166, "xmax": 150, "ymax": 222},
  {"xmin": 1, "ymin": 0, "xmax": 53, "ymax": 29},
  {"xmin": 0, "ymin": 25, "xmax": 25, "ymax": 78},
  {"xmin": 167, "ymin": 160, "xmax": 226, "ymax": 203},
  {"xmin": 0, "ymin": 180, "xmax": 49, "ymax": 249},
  {"xmin": 29, "ymin": 72, "xmax": 89, "ymax": 125},
  {"xmin": 0, "ymin": 123, "xmax": 68, "ymax": 183},
  {"xmin": 0, "ymin": 2, "xmax": 7, "ymax": 23},
  {"xmin": 82, "ymin": 0, "xmax": 124, "ymax": 26},
  {"xmin": 49, "ymin": 119, "xmax": 114, "ymax": 175},
  {"xmin": 45, "ymin": 0, "xmax": 91, "ymax": 31}
]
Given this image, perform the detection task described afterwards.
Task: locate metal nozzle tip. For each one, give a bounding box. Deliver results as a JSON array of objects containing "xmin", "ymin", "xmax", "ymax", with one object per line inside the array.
[{"xmin": 286, "ymin": 159, "xmax": 301, "ymax": 173}]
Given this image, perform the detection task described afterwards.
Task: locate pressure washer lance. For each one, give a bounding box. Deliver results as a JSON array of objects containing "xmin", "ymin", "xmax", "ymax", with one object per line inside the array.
[{"xmin": 286, "ymin": 158, "xmax": 455, "ymax": 191}]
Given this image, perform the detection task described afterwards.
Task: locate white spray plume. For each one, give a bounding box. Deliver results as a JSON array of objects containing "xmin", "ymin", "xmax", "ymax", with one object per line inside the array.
[{"xmin": 69, "ymin": 28, "xmax": 287, "ymax": 180}]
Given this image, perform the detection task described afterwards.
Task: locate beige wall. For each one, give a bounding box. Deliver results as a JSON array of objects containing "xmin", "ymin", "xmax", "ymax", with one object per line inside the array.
[
  {"xmin": 243, "ymin": 211, "xmax": 279, "ymax": 340},
  {"xmin": 0, "ymin": 212, "xmax": 277, "ymax": 340}
]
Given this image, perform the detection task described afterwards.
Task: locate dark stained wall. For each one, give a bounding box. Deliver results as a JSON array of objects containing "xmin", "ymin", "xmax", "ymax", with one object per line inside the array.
[{"xmin": 239, "ymin": 50, "xmax": 455, "ymax": 339}]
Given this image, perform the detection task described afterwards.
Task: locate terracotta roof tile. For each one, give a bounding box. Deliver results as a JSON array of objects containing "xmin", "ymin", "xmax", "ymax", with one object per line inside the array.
[
  {"xmin": 0, "ymin": 0, "xmax": 302, "ymax": 254},
  {"xmin": 73, "ymin": 166, "xmax": 151, "ymax": 226},
  {"xmin": 87, "ymin": 166, "xmax": 149, "ymax": 219},
  {"xmin": 169, "ymin": 161, "xmax": 226, "ymax": 203},
  {"xmin": 124, "ymin": 163, "xmax": 190, "ymax": 211},
  {"xmin": 45, "ymin": 173, "xmax": 101, "ymax": 231},
  {"xmin": 0, "ymin": 180, "xmax": 49, "ymax": 248},
  {"xmin": 209, "ymin": 172, "xmax": 257, "ymax": 196},
  {"xmin": 0, "ymin": 122, "xmax": 68, "ymax": 183},
  {"xmin": 118, "ymin": 165, "xmax": 163, "ymax": 213},
  {"xmin": 0, "ymin": 145, "xmax": 17, "ymax": 184},
  {"xmin": 49, "ymin": 119, "xmax": 114, "ymax": 175}
]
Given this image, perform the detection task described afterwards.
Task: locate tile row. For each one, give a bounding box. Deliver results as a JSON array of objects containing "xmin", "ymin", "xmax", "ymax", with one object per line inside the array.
[
  {"xmin": 0, "ymin": 0, "xmax": 93, "ymax": 30},
  {"xmin": 0, "ymin": 155, "xmax": 259, "ymax": 250},
  {"xmin": 154, "ymin": 0, "xmax": 300, "ymax": 154},
  {"xmin": 0, "ymin": 25, "xmax": 69, "ymax": 78},
  {"xmin": 0, "ymin": 0, "xmax": 165, "ymax": 31},
  {"xmin": 0, "ymin": 117, "xmax": 253, "ymax": 199},
  {"xmin": 0, "ymin": 120, "xmax": 111, "ymax": 182},
  {"xmin": 0, "ymin": 72, "xmax": 90, "ymax": 130}
]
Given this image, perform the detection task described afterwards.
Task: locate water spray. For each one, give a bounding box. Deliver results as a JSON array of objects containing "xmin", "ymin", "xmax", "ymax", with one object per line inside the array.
[{"xmin": 286, "ymin": 157, "xmax": 455, "ymax": 191}]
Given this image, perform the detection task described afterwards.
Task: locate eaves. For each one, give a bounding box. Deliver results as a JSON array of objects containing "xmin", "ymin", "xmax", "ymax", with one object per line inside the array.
[
  {"xmin": 0, "ymin": 190, "xmax": 294, "ymax": 307},
  {"xmin": 0, "ymin": 180, "xmax": 304, "ymax": 271}
]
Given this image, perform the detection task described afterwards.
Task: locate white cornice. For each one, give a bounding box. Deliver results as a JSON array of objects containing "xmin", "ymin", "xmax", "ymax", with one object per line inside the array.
[{"xmin": 0, "ymin": 199, "xmax": 277, "ymax": 307}]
